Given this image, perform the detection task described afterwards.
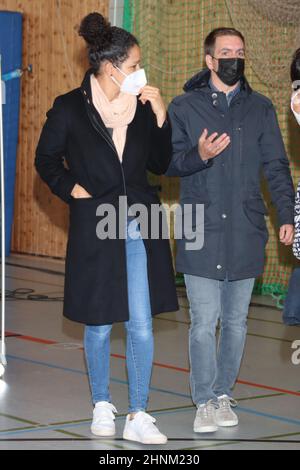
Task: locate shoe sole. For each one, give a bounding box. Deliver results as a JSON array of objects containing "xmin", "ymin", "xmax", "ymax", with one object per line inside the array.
[
  {"xmin": 91, "ymin": 427, "xmax": 116, "ymax": 437},
  {"xmin": 193, "ymin": 426, "xmax": 218, "ymax": 433},
  {"xmin": 216, "ymin": 421, "xmax": 239, "ymax": 428},
  {"xmin": 123, "ymin": 432, "xmax": 168, "ymax": 445}
]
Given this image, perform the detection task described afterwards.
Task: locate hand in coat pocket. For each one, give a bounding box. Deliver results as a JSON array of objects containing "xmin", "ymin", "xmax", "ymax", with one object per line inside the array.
[{"xmin": 71, "ymin": 184, "xmax": 92, "ymax": 199}]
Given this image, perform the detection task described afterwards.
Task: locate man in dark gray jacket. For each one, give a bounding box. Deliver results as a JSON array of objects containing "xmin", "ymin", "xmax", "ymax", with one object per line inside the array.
[{"xmin": 166, "ymin": 28, "xmax": 295, "ymax": 434}]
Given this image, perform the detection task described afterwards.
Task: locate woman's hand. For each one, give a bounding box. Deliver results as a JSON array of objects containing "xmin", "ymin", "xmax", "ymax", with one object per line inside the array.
[
  {"xmin": 139, "ymin": 86, "xmax": 167, "ymax": 128},
  {"xmin": 71, "ymin": 184, "xmax": 92, "ymax": 199}
]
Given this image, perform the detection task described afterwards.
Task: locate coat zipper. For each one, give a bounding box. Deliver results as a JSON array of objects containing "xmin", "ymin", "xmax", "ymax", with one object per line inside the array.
[
  {"xmin": 82, "ymin": 91, "xmax": 127, "ymax": 198},
  {"xmin": 239, "ymin": 127, "xmax": 242, "ymax": 165},
  {"xmin": 80, "ymin": 83, "xmax": 131, "ymax": 320},
  {"xmin": 91, "ymin": 112, "xmax": 127, "ymax": 199}
]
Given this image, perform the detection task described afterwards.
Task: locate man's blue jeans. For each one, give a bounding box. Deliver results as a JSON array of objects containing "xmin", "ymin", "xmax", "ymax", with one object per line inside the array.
[
  {"xmin": 84, "ymin": 217, "xmax": 154, "ymax": 413},
  {"xmin": 184, "ymin": 274, "xmax": 255, "ymax": 406}
]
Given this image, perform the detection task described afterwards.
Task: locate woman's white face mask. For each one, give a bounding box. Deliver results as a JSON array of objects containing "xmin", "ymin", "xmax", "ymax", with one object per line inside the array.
[
  {"xmin": 291, "ymin": 89, "xmax": 300, "ymax": 126},
  {"xmin": 111, "ymin": 66, "xmax": 147, "ymax": 96}
]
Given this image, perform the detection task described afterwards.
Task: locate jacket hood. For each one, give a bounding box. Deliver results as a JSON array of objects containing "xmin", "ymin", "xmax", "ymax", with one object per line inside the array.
[{"xmin": 183, "ymin": 68, "xmax": 252, "ymax": 94}]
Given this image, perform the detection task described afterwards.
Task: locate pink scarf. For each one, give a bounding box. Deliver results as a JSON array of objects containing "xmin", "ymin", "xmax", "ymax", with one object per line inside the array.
[{"xmin": 90, "ymin": 74, "xmax": 137, "ymax": 161}]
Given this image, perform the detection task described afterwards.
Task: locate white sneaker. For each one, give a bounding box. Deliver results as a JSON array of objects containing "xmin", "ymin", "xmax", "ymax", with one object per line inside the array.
[
  {"xmin": 194, "ymin": 400, "xmax": 218, "ymax": 433},
  {"xmin": 216, "ymin": 395, "xmax": 239, "ymax": 427},
  {"xmin": 91, "ymin": 401, "xmax": 118, "ymax": 437},
  {"xmin": 123, "ymin": 412, "xmax": 168, "ymax": 445}
]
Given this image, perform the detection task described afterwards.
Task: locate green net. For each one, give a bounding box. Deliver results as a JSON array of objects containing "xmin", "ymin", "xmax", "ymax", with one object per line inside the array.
[
  {"xmin": 123, "ymin": 0, "xmax": 134, "ymax": 32},
  {"xmin": 123, "ymin": 0, "xmax": 300, "ymax": 306}
]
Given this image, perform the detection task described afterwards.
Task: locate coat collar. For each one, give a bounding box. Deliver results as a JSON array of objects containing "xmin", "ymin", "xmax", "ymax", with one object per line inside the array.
[
  {"xmin": 183, "ymin": 68, "xmax": 252, "ymax": 97},
  {"xmin": 80, "ymin": 68, "xmax": 96, "ymax": 103},
  {"xmin": 80, "ymin": 68, "xmax": 118, "ymax": 155},
  {"xmin": 79, "ymin": 68, "xmax": 144, "ymax": 160}
]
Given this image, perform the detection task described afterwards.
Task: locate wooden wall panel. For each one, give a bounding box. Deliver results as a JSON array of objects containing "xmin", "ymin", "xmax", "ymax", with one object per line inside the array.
[{"xmin": 0, "ymin": 0, "xmax": 109, "ymax": 258}]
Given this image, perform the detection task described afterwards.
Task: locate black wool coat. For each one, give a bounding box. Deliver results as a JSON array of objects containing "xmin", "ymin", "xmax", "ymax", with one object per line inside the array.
[
  {"xmin": 166, "ymin": 69, "xmax": 295, "ymax": 281},
  {"xmin": 35, "ymin": 69, "xmax": 179, "ymax": 325}
]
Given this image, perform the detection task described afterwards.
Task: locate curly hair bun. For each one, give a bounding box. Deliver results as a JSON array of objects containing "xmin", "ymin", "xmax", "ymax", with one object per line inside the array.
[{"xmin": 79, "ymin": 12, "xmax": 112, "ymax": 49}]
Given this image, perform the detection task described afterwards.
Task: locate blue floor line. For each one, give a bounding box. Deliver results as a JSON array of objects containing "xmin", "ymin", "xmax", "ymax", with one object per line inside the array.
[
  {"xmin": 1, "ymin": 404, "xmax": 300, "ymax": 438},
  {"xmin": 0, "ymin": 407, "xmax": 191, "ymax": 437},
  {"xmin": 6, "ymin": 354, "xmax": 192, "ymax": 399},
  {"xmin": 2, "ymin": 354, "xmax": 300, "ymax": 437},
  {"xmin": 237, "ymin": 406, "xmax": 300, "ymax": 427}
]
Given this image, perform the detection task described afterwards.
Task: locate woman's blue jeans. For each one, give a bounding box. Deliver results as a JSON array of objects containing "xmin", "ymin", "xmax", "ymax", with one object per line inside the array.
[{"xmin": 84, "ymin": 217, "xmax": 154, "ymax": 413}]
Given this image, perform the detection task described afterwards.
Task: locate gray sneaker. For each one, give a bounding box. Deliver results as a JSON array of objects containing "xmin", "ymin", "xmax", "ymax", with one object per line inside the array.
[
  {"xmin": 216, "ymin": 395, "xmax": 239, "ymax": 427},
  {"xmin": 194, "ymin": 400, "xmax": 218, "ymax": 433}
]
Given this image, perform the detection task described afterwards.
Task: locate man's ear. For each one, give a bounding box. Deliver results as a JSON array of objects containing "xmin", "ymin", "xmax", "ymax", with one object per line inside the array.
[{"xmin": 206, "ymin": 54, "xmax": 214, "ymax": 71}]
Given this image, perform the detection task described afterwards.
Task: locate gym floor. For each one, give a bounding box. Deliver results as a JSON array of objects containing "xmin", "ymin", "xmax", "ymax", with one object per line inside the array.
[{"xmin": 1, "ymin": 254, "xmax": 300, "ymax": 451}]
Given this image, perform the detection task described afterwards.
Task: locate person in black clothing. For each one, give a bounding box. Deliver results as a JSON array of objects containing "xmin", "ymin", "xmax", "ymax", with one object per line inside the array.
[
  {"xmin": 291, "ymin": 48, "xmax": 300, "ymax": 123},
  {"xmin": 35, "ymin": 12, "xmax": 178, "ymax": 445}
]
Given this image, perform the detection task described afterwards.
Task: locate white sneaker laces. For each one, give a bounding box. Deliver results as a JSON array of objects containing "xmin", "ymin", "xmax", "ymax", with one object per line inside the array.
[
  {"xmin": 94, "ymin": 403, "xmax": 117, "ymax": 422},
  {"xmin": 198, "ymin": 400, "xmax": 216, "ymax": 419},
  {"xmin": 218, "ymin": 396, "xmax": 238, "ymax": 411},
  {"xmin": 136, "ymin": 412, "xmax": 158, "ymax": 433}
]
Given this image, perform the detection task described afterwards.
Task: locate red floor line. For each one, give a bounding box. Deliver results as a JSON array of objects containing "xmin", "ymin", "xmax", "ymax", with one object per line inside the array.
[
  {"xmin": 237, "ymin": 380, "xmax": 300, "ymax": 397},
  {"xmin": 6, "ymin": 332, "xmax": 57, "ymax": 346},
  {"xmin": 19, "ymin": 335, "xmax": 57, "ymax": 345},
  {"xmin": 6, "ymin": 331, "xmax": 300, "ymax": 398}
]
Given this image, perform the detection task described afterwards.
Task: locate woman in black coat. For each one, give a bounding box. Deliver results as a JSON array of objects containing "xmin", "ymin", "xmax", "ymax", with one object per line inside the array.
[
  {"xmin": 291, "ymin": 48, "xmax": 300, "ymax": 124},
  {"xmin": 35, "ymin": 12, "xmax": 178, "ymax": 445},
  {"xmin": 284, "ymin": 49, "xmax": 300, "ymax": 326},
  {"xmin": 291, "ymin": 48, "xmax": 300, "ymax": 262}
]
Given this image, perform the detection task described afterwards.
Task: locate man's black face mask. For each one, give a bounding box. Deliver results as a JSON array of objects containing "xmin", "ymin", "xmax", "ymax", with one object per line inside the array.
[{"xmin": 212, "ymin": 57, "xmax": 245, "ymax": 86}]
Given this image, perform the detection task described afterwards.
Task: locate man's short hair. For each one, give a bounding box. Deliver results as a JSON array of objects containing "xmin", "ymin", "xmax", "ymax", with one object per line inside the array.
[{"xmin": 204, "ymin": 28, "xmax": 245, "ymax": 56}]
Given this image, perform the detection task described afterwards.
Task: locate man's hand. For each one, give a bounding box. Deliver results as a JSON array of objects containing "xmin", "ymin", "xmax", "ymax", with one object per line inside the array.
[
  {"xmin": 279, "ymin": 224, "xmax": 294, "ymax": 246},
  {"xmin": 198, "ymin": 129, "xmax": 231, "ymax": 162},
  {"xmin": 71, "ymin": 184, "xmax": 92, "ymax": 199}
]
